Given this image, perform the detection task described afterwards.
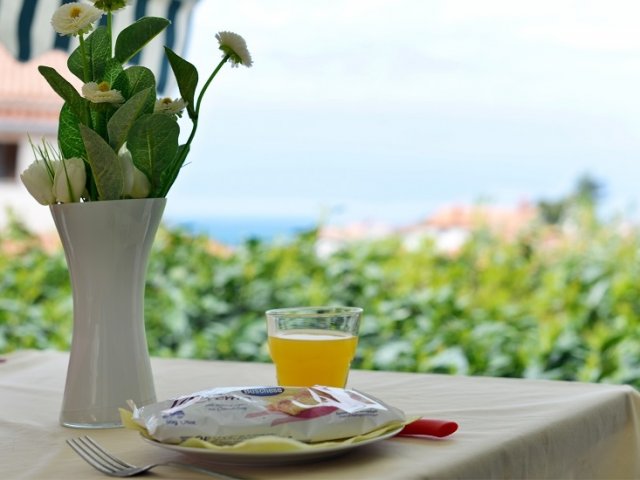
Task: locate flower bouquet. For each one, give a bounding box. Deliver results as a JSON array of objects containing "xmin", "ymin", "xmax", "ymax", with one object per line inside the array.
[
  {"xmin": 17, "ymin": 0, "xmax": 252, "ymax": 428},
  {"xmin": 21, "ymin": 0, "xmax": 251, "ymax": 204}
]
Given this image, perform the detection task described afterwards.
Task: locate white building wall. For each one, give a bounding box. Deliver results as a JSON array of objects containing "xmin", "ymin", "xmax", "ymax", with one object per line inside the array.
[
  {"xmin": 0, "ymin": 131, "xmax": 57, "ymax": 233},
  {"xmin": 0, "ymin": 46, "xmax": 77, "ymax": 235}
]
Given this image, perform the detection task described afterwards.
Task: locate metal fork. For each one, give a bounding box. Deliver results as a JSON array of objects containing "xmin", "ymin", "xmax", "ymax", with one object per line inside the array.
[{"xmin": 66, "ymin": 436, "xmax": 245, "ymax": 478}]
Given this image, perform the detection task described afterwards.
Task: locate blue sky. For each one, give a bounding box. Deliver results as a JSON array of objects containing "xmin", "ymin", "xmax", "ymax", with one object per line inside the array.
[{"xmin": 164, "ymin": 0, "xmax": 640, "ymax": 226}]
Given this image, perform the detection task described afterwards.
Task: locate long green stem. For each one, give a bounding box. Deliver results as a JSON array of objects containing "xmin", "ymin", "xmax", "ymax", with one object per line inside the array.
[
  {"xmin": 186, "ymin": 54, "xmax": 230, "ymax": 148},
  {"xmin": 160, "ymin": 55, "xmax": 230, "ymax": 197},
  {"xmin": 78, "ymin": 34, "xmax": 93, "ymax": 132},
  {"xmin": 78, "ymin": 34, "xmax": 90, "ymax": 83},
  {"xmin": 107, "ymin": 12, "xmax": 113, "ymax": 57}
]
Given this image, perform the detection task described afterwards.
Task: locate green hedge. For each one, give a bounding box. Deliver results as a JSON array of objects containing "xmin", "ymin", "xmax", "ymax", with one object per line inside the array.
[{"xmin": 2, "ymin": 210, "xmax": 640, "ymax": 388}]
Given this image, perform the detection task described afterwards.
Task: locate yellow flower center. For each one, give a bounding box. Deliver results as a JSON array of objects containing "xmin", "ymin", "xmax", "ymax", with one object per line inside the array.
[
  {"xmin": 98, "ymin": 82, "xmax": 111, "ymax": 92},
  {"xmin": 70, "ymin": 7, "xmax": 82, "ymax": 19},
  {"xmin": 161, "ymin": 98, "xmax": 172, "ymax": 105}
]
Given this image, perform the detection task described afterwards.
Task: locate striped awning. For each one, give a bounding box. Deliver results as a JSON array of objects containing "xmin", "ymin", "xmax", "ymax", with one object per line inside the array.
[{"xmin": 0, "ymin": 0, "xmax": 199, "ymax": 94}]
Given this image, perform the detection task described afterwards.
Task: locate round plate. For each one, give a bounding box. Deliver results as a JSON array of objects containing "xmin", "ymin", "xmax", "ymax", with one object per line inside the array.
[{"xmin": 141, "ymin": 427, "xmax": 402, "ymax": 466}]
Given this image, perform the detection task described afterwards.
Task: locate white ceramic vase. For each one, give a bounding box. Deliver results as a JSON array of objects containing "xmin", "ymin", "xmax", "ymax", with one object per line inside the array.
[{"xmin": 50, "ymin": 198, "xmax": 165, "ymax": 428}]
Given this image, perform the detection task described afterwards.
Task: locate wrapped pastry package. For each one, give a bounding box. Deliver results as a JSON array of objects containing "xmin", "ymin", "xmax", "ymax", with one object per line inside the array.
[{"xmin": 127, "ymin": 385, "xmax": 406, "ymax": 445}]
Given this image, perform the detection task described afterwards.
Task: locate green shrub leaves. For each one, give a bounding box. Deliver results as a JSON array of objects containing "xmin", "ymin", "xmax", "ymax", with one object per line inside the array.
[{"xmin": 3, "ymin": 211, "xmax": 639, "ymax": 389}]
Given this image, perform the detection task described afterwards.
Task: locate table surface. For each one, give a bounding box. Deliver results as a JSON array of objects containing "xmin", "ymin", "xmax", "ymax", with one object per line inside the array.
[{"xmin": 2, "ymin": 350, "xmax": 640, "ymax": 480}]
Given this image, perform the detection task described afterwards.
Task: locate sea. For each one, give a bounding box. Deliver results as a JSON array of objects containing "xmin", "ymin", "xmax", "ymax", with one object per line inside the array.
[{"xmin": 169, "ymin": 217, "xmax": 319, "ymax": 246}]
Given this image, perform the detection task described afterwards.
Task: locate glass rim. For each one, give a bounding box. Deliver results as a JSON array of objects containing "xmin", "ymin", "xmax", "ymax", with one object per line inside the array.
[{"xmin": 265, "ymin": 306, "xmax": 363, "ymax": 318}]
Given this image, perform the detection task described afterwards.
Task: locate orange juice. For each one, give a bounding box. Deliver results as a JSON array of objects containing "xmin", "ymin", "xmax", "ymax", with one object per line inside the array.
[{"xmin": 268, "ymin": 329, "xmax": 358, "ymax": 387}]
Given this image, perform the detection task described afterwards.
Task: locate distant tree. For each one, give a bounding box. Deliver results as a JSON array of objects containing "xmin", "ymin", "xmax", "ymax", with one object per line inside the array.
[
  {"xmin": 537, "ymin": 199, "xmax": 567, "ymax": 225},
  {"xmin": 572, "ymin": 174, "xmax": 603, "ymax": 206},
  {"xmin": 536, "ymin": 173, "xmax": 604, "ymax": 225}
]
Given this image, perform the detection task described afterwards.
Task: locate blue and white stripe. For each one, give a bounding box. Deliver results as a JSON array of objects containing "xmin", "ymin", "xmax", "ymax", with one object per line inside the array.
[{"xmin": 0, "ymin": 0, "xmax": 198, "ymax": 94}]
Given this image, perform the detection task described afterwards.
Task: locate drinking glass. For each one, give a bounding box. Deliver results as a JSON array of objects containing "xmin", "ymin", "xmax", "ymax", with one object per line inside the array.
[{"xmin": 266, "ymin": 306, "xmax": 363, "ymax": 387}]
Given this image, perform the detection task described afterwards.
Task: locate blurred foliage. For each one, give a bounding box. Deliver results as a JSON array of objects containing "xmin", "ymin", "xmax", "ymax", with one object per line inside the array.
[
  {"xmin": 2, "ymin": 199, "xmax": 640, "ymax": 389},
  {"xmin": 537, "ymin": 173, "xmax": 603, "ymax": 225}
]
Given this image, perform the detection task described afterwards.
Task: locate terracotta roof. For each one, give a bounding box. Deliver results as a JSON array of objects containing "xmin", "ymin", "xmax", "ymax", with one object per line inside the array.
[
  {"xmin": 422, "ymin": 202, "xmax": 537, "ymax": 231},
  {"xmin": 0, "ymin": 44, "xmax": 79, "ymax": 123}
]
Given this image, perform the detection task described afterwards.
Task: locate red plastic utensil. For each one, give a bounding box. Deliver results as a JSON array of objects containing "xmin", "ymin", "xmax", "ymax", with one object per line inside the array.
[{"xmin": 397, "ymin": 418, "xmax": 458, "ymax": 438}]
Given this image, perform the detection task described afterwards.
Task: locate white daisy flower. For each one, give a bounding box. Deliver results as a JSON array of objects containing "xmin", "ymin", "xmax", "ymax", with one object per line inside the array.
[
  {"xmin": 51, "ymin": 2, "xmax": 103, "ymax": 37},
  {"xmin": 154, "ymin": 97, "xmax": 187, "ymax": 117},
  {"xmin": 216, "ymin": 31, "xmax": 253, "ymax": 68},
  {"xmin": 82, "ymin": 81, "xmax": 125, "ymax": 104}
]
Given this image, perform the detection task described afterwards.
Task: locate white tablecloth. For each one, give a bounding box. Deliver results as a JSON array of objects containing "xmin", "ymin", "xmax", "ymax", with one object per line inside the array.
[{"xmin": 1, "ymin": 350, "xmax": 639, "ymax": 479}]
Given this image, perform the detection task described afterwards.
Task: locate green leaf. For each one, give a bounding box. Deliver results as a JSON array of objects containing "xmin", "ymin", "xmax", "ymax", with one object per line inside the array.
[
  {"xmin": 107, "ymin": 87, "xmax": 156, "ymax": 151},
  {"xmin": 158, "ymin": 143, "xmax": 189, "ymax": 197},
  {"xmin": 113, "ymin": 66, "xmax": 156, "ymax": 100},
  {"xmin": 79, "ymin": 124, "xmax": 124, "ymax": 200},
  {"xmin": 114, "ymin": 17, "xmax": 170, "ymax": 65},
  {"xmin": 38, "ymin": 66, "xmax": 87, "ymax": 124},
  {"xmin": 59, "ymin": 105, "xmax": 96, "ymax": 199},
  {"xmin": 68, "ymin": 26, "xmax": 111, "ymax": 82},
  {"xmin": 103, "ymin": 59, "xmax": 124, "ymax": 89},
  {"xmin": 127, "ymin": 114, "xmax": 179, "ymax": 197},
  {"xmin": 58, "ymin": 104, "xmax": 86, "ymax": 160},
  {"xmin": 164, "ymin": 47, "xmax": 198, "ymax": 119}
]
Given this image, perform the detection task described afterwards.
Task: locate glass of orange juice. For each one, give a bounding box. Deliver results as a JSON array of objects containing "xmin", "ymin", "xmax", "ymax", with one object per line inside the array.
[{"xmin": 266, "ymin": 306, "xmax": 363, "ymax": 387}]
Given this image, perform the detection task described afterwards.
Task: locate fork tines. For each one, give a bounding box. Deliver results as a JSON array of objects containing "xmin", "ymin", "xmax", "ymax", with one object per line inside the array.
[{"xmin": 66, "ymin": 436, "xmax": 132, "ymax": 475}]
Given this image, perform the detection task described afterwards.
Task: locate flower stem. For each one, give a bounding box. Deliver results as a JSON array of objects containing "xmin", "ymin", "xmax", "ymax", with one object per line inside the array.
[
  {"xmin": 106, "ymin": 12, "xmax": 113, "ymax": 57},
  {"xmin": 186, "ymin": 54, "xmax": 230, "ymax": 148},
  {"xmin": 78, "ymin": 34, "xmax": 90, "ymax": 83},
  {"xmin": 78, "ymin": 34, "xmax": 94, "ymax": 131},
  {"xmin": 160, "ymin": 55, "xmax": 230, "ymax": 197}
]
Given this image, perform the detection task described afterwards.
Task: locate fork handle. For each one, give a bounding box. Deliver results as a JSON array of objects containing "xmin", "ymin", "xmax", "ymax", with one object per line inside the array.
[{"xmin": 165, "ymin": 461, "xmax": 247, "ymax": 480}]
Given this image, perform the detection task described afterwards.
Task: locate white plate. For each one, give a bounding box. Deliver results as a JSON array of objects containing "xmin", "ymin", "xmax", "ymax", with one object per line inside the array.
[{"xmin": 141, "ymin": 427, "xmax": 402, "ymax": 466}]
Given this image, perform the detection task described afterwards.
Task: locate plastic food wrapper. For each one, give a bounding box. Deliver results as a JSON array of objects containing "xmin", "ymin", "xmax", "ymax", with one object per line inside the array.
[{"xmin": 121, "ymin": 385, "xmax": 408, "ymax": 450}]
